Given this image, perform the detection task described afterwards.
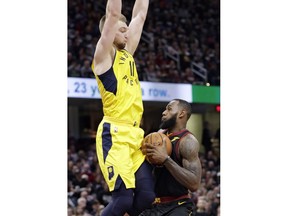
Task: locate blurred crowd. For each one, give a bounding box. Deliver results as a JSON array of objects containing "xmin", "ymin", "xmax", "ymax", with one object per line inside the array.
[
  {"xmin": 67, "ymin": 134, "xmax": 220, "ymax": 216},
  {"xmin": 68, "ymin": 0, "xmax": 220, "ymax": 85}
]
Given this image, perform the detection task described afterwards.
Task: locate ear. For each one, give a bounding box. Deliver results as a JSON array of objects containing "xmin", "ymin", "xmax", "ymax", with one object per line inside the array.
[{"xmin": 178, "ymin": 109, "xmax": 186, "ymax": 119}]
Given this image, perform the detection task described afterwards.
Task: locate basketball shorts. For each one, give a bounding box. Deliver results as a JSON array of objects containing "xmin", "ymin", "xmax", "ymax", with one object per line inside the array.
[
  {"xmin": 139, "ymin": 198, "xmax": 196, "ymax": 216},
  {"xmin": 96, "ymin": 117, "xmax": 145, "ymax": 191}
]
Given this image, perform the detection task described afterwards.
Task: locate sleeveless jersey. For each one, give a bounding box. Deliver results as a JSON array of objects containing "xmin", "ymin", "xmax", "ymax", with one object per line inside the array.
[
  {"xmin": 92, "ymin": 49, "xmax": 143, "ymax": 126},
  {"xmin": 91, "ymin": 49, "xmax": 145, "ymax": 191},
  {"xmin": 154, "ymin": 129, "xmax": 192, "ymax": 197}
]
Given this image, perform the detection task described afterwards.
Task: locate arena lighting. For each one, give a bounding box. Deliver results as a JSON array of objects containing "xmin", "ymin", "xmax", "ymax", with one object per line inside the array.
[{"xmin": 216, "ymin": 105, "xmax": 220, "ymax": 112}]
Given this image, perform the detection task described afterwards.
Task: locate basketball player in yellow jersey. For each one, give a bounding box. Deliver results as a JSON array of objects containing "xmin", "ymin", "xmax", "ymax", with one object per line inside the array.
[{"xmin": 91, "ymin": 0, "xmax": 155, "ymax": 215}]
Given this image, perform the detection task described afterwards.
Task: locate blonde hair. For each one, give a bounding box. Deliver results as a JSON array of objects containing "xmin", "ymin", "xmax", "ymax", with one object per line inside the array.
[{"xmin": 99, "ymin": 14, "xmax": 127, "ymax": 33}]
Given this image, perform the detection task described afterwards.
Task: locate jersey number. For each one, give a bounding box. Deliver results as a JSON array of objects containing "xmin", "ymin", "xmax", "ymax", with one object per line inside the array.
[{"xmin": 129, "ymin": 61, "xmax": 135, "ymax": 77}]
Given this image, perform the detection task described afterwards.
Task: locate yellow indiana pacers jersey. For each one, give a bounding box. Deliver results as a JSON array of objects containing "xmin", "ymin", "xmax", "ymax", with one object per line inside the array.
[{"xmin": 92, "ymin": 49, "xmax": 143, "ymax": 126}]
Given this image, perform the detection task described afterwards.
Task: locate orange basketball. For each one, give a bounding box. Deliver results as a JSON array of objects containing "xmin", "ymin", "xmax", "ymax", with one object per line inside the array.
[{"xmin": 141, "ymin": 132, "xmax": 172, "ymax": 165}]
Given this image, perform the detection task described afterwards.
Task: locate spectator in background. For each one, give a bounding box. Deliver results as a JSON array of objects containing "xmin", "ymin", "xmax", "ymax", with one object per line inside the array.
[
  {"xmin": 80, "ymin": 59, "xmax": 94, "ymax": 78},
  {"xmin": 68, "ymin": 60, "xmax": 82, "ymax": 77},
  {"xmin": 217, "ymin": 205, "xmax": 220, "ymax": 216},
  {"xmin": 68, "ymin": 206, "xmax": 74, "ymax": 216},
  {"xmin": 202, "ymin": 121, "xmax": 212, "ymax": 153},
  {"xmin": 77, "ymin": 197, "xmax": 87, "ymax": 211},
  {"xmin": 215, "ymin": 127, "xmax": 220, "ymax": 142},
  {"xmin": 195, "ymin": 196, "xmax": 209, "ymax": 216},
  {"xmin": 89, "ymin": 200, "xmax": 104, "ymax": 216},
  {"xmin": 68, "ymin": 0, "xmax": 220, "ymax": 85},
  {"xmin": 182, "ymin": 67, "xmax": 195, "ymax": 83},
  {"xmin": 79, "ymin": 190, "xmax": 95, "ymax": 213}
]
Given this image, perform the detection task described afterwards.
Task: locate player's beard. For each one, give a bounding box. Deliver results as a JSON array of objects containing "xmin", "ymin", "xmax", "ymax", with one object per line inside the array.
[
  {"xmin": 114, "ymin": 41, "xmax": 126, "ymax": 50},
  {"xmin": 159, "ymin": 113, "xmax": 177, "ymax": 130}
]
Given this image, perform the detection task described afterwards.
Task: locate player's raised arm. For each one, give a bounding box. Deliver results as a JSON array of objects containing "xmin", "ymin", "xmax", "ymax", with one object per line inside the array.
[
  {"xmin": 126, "ymin": 0, "xmax": 149, "ymax": 55},
  {"xmin": 93, "ymin": 0, "xmax": 122, "ymax": 75}
]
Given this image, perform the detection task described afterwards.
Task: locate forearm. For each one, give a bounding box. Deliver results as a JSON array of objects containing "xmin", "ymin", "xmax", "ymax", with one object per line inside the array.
[
  {"xmin": 164, "ymin": 157, "xmax": 200, "ymax": 192},
  {"xmin": 132, "ymin": 0, "xmax": 149, "ymax": 20},
  {"xmin": 106, "ymin": 0, "xmax": 122, "ymax": 17}
]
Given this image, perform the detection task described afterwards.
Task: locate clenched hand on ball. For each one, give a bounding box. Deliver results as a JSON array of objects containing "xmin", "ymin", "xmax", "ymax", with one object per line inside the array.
[{"xmin": 145, "ymin": 134, "xmax": 171, "ymax": 166}]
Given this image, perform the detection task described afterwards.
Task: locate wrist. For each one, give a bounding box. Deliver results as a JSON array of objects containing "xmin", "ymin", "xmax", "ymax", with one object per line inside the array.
[{"xmin": 162, "ymin": 155, "xmax": 170, "ymax": 165}]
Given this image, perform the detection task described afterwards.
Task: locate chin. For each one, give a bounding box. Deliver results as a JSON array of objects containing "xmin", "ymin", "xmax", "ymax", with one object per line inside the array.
[
  {"xmin": 116, "ymin": 43, "xmax": 126, "ymax": 50},
  {"xmin": 120, "ymin": 43, "xmax": 126, "ymax": 49}
]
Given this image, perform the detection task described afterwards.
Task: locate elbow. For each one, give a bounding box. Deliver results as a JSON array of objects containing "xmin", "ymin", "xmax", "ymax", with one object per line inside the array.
[
  {"xmin": 107, "ymin": 3, "xmax": 121, "ymax": 19},
  {"xmin": 188, "ymin": 182, "xmax": 200, "ymax": 192},
  {"xmin": 189, "ymin": 186, "xmax": 198, "ymax": 193},
  {"xmin": 107, "ymin": 9, "xmax": 121, "ymax": 19},
  {"xmin": 132, "ymin": 11, "xmax": 147, "ymax": 23},
  {"xmin": 139, "ymin": 12, "xmax": 147, "ymax": 23}
]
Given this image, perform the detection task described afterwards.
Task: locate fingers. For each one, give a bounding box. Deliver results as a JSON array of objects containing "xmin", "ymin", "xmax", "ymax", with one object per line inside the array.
[
  {"xmin": 141, "ymin": 143, "xmax": 154, "ymax": 155},
  {"xmin": 144, "ymin": 143, "xmax": 154, "ymax": 148}
]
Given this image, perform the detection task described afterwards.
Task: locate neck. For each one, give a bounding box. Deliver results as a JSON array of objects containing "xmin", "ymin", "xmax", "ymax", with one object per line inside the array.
[{"xmin": 167, "ymin": 126, "xmax": 186, "ymax": 134}]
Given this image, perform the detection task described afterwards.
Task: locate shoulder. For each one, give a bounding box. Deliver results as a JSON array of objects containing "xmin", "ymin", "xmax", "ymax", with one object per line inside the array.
[{"xmin": 179, "ymin": 133, "xmax": 200, "ymax": 158}]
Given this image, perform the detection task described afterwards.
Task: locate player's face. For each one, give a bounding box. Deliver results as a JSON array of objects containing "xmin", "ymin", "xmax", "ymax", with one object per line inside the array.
[
  {"xmin": 160, "ymin": 113, "xmax": 177, "ymax": 129},
  {"xmin": 160, "ymin": 100, "xmax": 179, "ymax": 129},
  {"xmin": 114, "ymin": 21, "xmax": 128, "ymax": 50}
]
